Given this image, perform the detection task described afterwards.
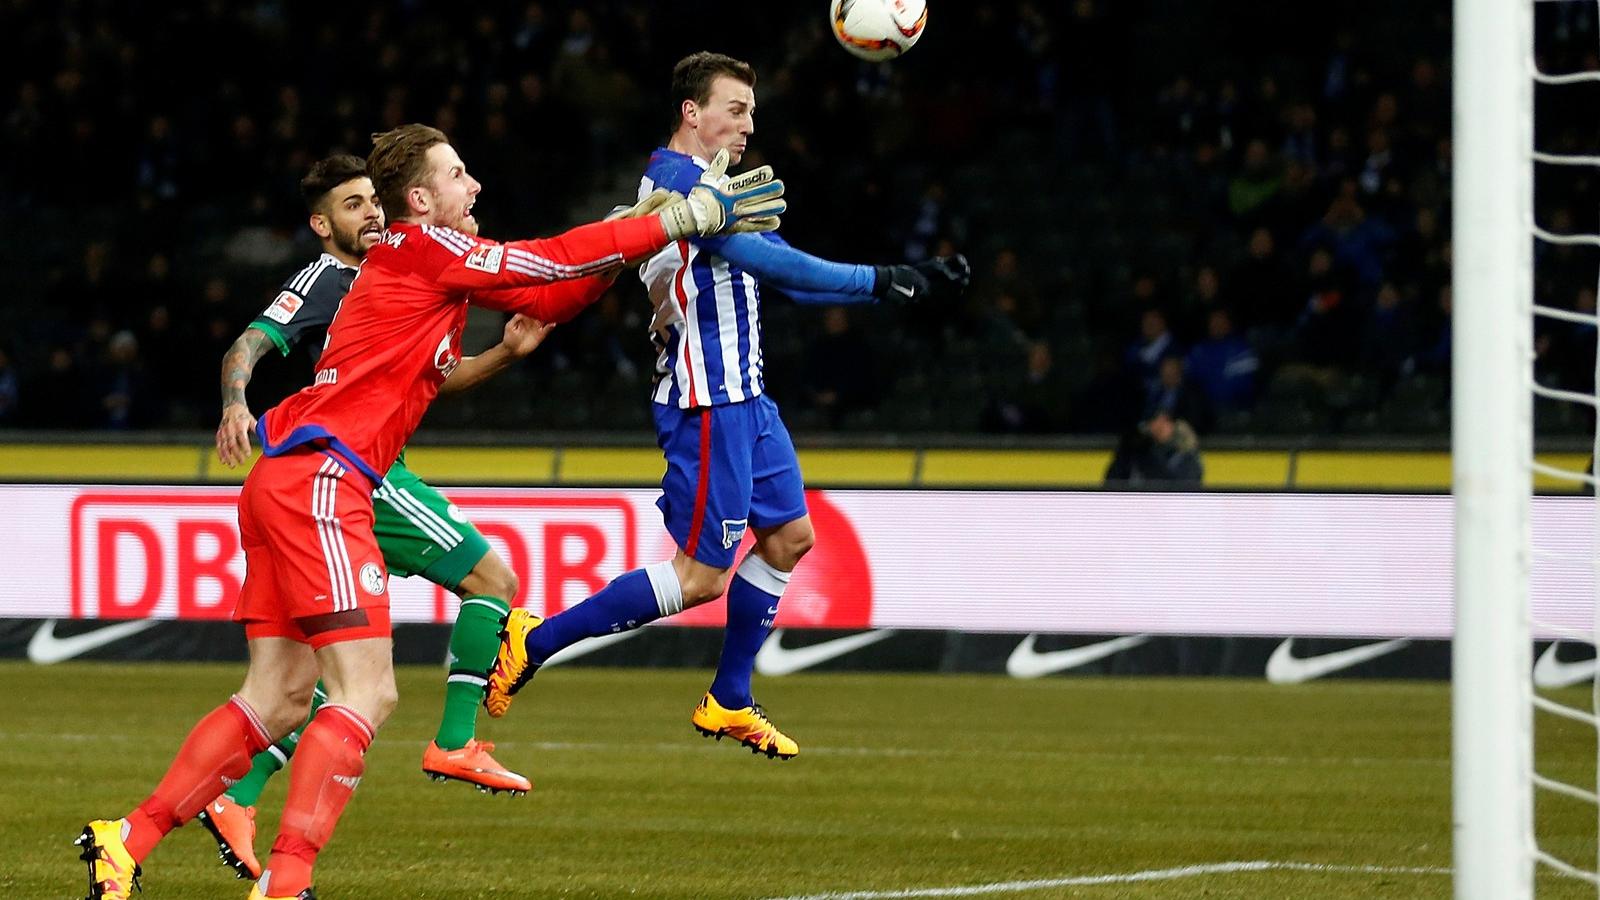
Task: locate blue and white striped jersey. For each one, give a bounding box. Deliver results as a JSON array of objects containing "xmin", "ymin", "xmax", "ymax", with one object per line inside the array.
[{"xmin": 638, "ymin": 148, "xmax": 766, "ymax": 408}]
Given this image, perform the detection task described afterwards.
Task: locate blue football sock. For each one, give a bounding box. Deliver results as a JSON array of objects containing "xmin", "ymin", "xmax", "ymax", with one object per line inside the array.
[
  {"xmin": 710, "ymin": 554, "xmax": 792, "ymax": 709},
  {"xmin": 526, "ymin": 562, "xmax": 683, "ymax": 663}
]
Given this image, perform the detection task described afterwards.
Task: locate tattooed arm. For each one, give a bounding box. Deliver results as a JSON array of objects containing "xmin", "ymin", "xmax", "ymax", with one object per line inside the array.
[{"xmin": 216, "ymin": 328, "xmax": 274, "ymax": 468}]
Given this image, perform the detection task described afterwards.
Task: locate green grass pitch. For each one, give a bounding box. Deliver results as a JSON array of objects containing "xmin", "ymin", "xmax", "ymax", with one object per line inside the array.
[{"xmin": 1, "ymin": 660, "xmax": 1595, "ymax": 898}]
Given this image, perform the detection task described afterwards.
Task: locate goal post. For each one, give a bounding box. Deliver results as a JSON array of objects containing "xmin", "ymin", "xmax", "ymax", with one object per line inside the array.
[{"xmin": 1451, "ymin": 0, "xmax": 1535, "ymax": 894}]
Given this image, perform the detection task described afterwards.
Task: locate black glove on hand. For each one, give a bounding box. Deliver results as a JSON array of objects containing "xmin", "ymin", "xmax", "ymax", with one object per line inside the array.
[{"xmin": 873, "ymin": 254, "xmax": 972, "ymax": 303}]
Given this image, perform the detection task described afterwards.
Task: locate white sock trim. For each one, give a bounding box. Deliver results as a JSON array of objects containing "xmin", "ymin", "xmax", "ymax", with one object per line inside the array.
[
  {"xmin": 735, "ymin": 553, "xmax": 792, "ymax": 597},
  {"xmin": 644, "ymin": 561, "xmax": 685, "ymax": 617}
]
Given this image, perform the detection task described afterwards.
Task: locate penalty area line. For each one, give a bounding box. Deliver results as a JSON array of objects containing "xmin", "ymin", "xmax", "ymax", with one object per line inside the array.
[{"xmin": 759, "ymin": 860, "xmax": 1452, "ymax": 900}]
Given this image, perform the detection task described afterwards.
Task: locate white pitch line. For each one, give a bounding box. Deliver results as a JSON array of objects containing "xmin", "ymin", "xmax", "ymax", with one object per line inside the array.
[{"xmin": 759, "ymin": 861, "xmax": 1452, "ymax": 900}]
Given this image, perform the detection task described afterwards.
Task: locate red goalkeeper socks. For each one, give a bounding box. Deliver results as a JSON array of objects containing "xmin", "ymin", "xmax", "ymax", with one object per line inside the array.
[
  {"xmin": 123, "ymin": 695, "xmax": 272, "ymax": 861},
  {"xmin": 258, "ymin": 703, "xmax": 374, "ymax": 896}
]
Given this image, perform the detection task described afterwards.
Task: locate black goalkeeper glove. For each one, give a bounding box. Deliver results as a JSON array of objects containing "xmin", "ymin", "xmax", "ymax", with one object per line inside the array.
[{"xmin": 873, "ymin": 254, "xmax": 972, "ymax": 303}]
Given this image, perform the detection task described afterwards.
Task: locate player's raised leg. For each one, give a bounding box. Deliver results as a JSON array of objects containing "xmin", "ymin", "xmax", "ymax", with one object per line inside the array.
[
  {"xmin": 370, "ymin": 464, "xmax": 531, "ymax": 794},
  {"xmin": 77, "ymin": 637, "xmax": 316, "ymax": 899},
  {"xmin": 696, "ymin": 394, "xmax": 809, "ymax": 758},
  {"xmin": 424, "ymin": 553, "xmax": 531, "ymax": 794},
  {"xmin": 486, "ymin": 399, "xmax": 770, "ymax": 716}
]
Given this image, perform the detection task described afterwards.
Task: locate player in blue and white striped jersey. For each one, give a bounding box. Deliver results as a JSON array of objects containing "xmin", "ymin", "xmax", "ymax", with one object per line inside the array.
[{"xmin": 488, "ymin": 52, "xmax": 966, "ymax": 759}]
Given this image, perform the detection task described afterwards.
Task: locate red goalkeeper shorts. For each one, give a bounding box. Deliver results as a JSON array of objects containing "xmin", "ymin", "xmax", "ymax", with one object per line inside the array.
[{"xmin": 234, "ymin": 447, "xmax": 391, "ymax": 648}]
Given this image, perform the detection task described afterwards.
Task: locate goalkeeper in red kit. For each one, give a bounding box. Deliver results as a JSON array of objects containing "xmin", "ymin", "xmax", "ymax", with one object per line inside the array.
[{"xmin": 75, "ymin": 123, "xmax": 784, "ymax": 900}]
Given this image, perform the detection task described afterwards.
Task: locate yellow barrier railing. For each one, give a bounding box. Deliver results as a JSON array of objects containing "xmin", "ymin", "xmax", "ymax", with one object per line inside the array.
[{"xmin": 0, "ymin": 442, "xmax": 1589, "ymax": 491}]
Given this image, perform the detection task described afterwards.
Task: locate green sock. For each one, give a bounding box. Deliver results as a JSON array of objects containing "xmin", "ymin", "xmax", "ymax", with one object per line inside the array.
[
  {"xmin": 226, "ymin": 681, "xmax": 327, "ymax": 806},
  {"xmin": 435, "ymin": 596, "xmax": 510, "ymax": 750}
]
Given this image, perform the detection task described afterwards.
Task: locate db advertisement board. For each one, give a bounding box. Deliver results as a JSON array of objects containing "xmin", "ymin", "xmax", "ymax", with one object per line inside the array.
[{"xmin": 0, "ymin": 484, "xmax": 1591, "ymax": 639}]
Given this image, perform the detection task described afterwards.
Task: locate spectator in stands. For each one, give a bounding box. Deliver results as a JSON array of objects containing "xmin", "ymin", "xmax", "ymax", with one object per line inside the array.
[
  {"xmin": 803, "ymin": 308, "xmax": 877, "ymax": 427},
  {"xmin": 1104, "ymin": 411, "xmax": 1204, "ymax": 487},
  {"xmin": 1228, "ymin": 227, "xmax": 1298, "ymax": 334},
  {"xmin": 1361, "ymin": 281, "xmax": 1419, "ymax": 392},
  {"xmin": 0, "ymin": 348, "xmax": 18, "ymax": 424},
  {"xmin": 1412, "ymin": 284, "xmax": 1453, "ymax": 376},
  {"xmin": 1126, "ymin": 308, "xmax": 1177, "ymax": 394},
  {"xmin": 1146, "ymin": 354, "xmax": 1214, "ymax": 433},
  {"xmin": 94, "ymin": 330, "xmax": 155, "ymax": 429},
  {"xmin": 984, "ymin": 340, "xmax": 1071, "ymax": 434},
  {"xmin": 1186, "ymin": 310, "xmax": 1259, "ymax": 414}
]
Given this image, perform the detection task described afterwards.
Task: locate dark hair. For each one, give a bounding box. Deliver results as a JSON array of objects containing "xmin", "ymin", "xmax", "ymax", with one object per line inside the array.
[
  {"xmin": 367, "ymin": 124, "xmax": 449, "ymax": 219},
  {"xmin": 669, "ymin": 51, "xmax": 756, "ymax": 131},
  {"xmin": 299, "ymin": 154, "xmax": 368, "ymax": 214}
]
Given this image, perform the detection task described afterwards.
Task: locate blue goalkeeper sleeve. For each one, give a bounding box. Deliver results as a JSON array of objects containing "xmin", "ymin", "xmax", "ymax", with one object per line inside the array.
[{"xmin": 703, "ymin": 232, "xmax": 880, "ymax": 305}]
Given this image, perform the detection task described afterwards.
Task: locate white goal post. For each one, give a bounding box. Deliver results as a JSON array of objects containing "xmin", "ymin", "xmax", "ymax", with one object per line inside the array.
[{"xmin": 1452, "ymin": 0, "xmax": 1535, "ymax": 895}]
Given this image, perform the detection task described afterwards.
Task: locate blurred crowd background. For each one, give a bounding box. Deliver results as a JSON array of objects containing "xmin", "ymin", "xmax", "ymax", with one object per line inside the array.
[{"xmin": 1, "ymin": 0, "xmax": 1595, "ymax": 442}]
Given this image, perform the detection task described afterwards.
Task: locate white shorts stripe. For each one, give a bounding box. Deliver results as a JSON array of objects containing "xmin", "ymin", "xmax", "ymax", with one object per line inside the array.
[
  {"xmin": 382, "ymin": 486, "xmax": 463, "ymax": 549},
  {"xmin": 312, "ymin": 458, "xmax": 348, "ymax": 612},
  {"xmin": 325, "ymin": 474, "xmax": 359, "ymax": 612},
  {"xmin": 374, "ymin": 485, "xmax": 451, "ymax": 547}
]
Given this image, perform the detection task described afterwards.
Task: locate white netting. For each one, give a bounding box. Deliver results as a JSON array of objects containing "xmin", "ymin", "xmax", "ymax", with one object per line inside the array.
[{"xmin": 1527, "ymin": 0, "xmax": 1600, "ymax": 887}]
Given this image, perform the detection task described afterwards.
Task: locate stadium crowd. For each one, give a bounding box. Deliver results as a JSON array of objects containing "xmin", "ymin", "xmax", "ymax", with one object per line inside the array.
[{"xmin": 2, "ymin": 0, "xmax": 1595, "ymax": 437}]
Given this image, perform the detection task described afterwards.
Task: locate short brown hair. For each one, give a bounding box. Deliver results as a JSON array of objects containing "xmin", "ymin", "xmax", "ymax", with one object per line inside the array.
[
  {"xmin": 368, "ymin": 124, "xmax": 449, "ymax": 219},
  {"xmin": 670, "ymin": 52, "xmax": 756, "ymax": 131},
  {"xmin": 300, "ymin": 154, "xmax": 367, "ymax": 214}
]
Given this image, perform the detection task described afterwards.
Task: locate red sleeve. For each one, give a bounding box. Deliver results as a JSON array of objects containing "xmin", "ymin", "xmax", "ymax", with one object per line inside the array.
[
  {"xmin": 471, "ymin": 270, "xmax": 620, "ymax": 323},
  {"xmin": 434, "ymin": 217, "xmax": 668, "ymax": 292}
]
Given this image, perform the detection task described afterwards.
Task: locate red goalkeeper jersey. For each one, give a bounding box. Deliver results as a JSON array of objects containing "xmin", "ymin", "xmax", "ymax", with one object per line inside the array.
[{"xmin": 257, "ymin": 216, "xmax": 668, "ymax": 484}]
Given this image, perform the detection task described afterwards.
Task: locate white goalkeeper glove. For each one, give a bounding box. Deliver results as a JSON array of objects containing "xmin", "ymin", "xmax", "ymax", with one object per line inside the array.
[
  {"xmin": 657, "ymin": 148, "xmax": 785, "ymax": 240},
  {"xmin": 606, "ymin": 188, "xmax": 679, "ymax": 221}
]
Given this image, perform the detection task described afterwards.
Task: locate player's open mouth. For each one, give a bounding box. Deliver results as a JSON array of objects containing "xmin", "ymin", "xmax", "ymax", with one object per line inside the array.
[{"xmin": 360, "ymin": 223, "xmax": 382, "ymax": 237}]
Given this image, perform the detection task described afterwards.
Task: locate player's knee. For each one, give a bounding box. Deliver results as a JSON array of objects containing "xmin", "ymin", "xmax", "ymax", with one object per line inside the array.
[
  {"xmin": 788, "ymin": 526, "xmax": 816, "ymax": 562},
  {"xmin": 254, "ymin": 694, "xmax": 313, "ymax": 740},
  {"xmin": 764, "ymin": 525, "xmax": 814, "ymax": 569},
  {"xmin": 680, "ymin": 569, "xmax": 732, "ymax": 608},
  {"xmin": 483, "ymin": 564, "xmax": 518, "ymax": 601}
]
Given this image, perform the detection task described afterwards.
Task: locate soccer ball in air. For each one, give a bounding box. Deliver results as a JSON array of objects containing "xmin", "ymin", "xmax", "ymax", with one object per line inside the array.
[{"xmin": 830, "ymin": 0, "xmax": 927, "ymax": 62}]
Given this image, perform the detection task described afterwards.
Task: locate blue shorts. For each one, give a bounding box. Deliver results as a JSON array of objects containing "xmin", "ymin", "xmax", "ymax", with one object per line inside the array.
[{"xmin": 653, "ymin": 393, "xmax": 809, "ymax": 569}]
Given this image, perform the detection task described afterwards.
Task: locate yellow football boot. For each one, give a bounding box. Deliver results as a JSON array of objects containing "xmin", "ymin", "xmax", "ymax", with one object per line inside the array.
[
  {"xmin": 422, "ymin": 739, "xmax": 532, "ymax": 795},
  {"xmin": 197, "ymin": 794, "xmax": 261, "ymax": 879},
  {"xmin": 691, "ymin": 693, "xmax": 799, "ymax": 759},
  {"xmin": 483, "ymin": 608, "xmax": 543, "ymax": 718},
  {"xmin": 75, "ymin": 819, "xmax": 141, "ymax": 900}
]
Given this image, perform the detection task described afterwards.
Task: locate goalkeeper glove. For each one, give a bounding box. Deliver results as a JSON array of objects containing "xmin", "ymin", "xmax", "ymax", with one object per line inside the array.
[
  {"xmin": 873, "ymin": 254, "xmax": 972, "ymax": 303},
  {"xmin": 658, "ymin": 148, "xmax": 786, "ymax": 240},
  {"xmin": 606, "ymin": 188, "xmax": 678, "ymax": 221}
]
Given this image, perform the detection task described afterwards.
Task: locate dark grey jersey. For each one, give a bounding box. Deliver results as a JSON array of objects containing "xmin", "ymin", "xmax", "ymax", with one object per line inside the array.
[{"xmin": 248, "ymin": 253, "xmax": 358, "ymax": 366}]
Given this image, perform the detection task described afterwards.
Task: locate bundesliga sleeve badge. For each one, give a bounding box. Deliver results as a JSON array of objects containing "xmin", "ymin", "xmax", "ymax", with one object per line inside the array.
[
  {"xmin": 264, "ymin": 291, "xmax": 303, "ymax": 324},
  {"xmin": 464, "ymin": 245, "xmax": 505, "ymax": 274}
]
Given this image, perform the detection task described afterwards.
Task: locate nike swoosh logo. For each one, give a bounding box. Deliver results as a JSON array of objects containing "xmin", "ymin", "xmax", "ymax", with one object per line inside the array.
[
  {"xmin": 1264, "ymin": 637, "xmax": 1411, "ymax": 684},
  {"xmin": 892, "ymin": 283, "xmax": 915, "ymax": 297},
  {"xmin": 28, "ymin": 618, "xmax": 161, "ymax": 665},
  {"xmin": 1006, "ymin": 634, "xmax": 1151, "ymax": 679},
  {"xmin": 541, "ymin": 628, "xmax": 643, "ymax": 668},
  {"xmin": 755, "ymin": 629, "xmax": 897, "ymax": 676},
  {"xmin": 1534, "ymin": 641, "xmax": 1597, "ymax": 689},
  {"xmin": 212, "ymin": 801, "xmax": 227, "ymax": 815}
]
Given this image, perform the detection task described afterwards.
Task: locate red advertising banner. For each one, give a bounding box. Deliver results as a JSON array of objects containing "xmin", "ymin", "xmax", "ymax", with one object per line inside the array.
[{"xmin": 0, "ymin": 484, "xmax": 1592, "ymax": 638}]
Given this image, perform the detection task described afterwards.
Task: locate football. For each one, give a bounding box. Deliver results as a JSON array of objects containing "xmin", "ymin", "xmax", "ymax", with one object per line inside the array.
[{"xmin": 829, "ymin": 0, "xmax": 927, "ymax": 62}]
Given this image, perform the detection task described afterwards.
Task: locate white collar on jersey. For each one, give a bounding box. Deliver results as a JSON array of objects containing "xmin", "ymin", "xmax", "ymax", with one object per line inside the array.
[{"xmin": 321, "ymin": 251, "xmax": 358, "ymax": 270}]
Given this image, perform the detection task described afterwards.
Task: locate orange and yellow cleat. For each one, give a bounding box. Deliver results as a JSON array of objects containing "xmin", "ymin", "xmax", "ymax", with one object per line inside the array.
[
  {"xmin": 422, "ymin": 739, "xmax": 532, "ymax": 795},
  {"xmin": 75, "ymin": 819, "xmax": 141, "ymax": 900},
  {"xmin": 197, "ymin": 794, "xmax": 261, "ymax": 880},
  {"xmin": 483, "ymin": 609, "xmax": 544, "ymax": 719},
  {"xmin": 691, "ymin": 693, "xmax": 799, "ymax": 760}
]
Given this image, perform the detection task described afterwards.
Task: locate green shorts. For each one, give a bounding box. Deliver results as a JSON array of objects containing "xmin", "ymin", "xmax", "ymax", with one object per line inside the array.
[{"xmin": 372, "ymin": 457, "xmax": 491, "ymax": 591}]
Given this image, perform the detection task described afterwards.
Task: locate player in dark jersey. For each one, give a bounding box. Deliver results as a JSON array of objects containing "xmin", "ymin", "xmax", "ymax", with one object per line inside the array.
[
  {"xmin": 195, "ymin": 156, "xmax": 546, "ymax": 883},
  {"xmin": 76, "ymin": 125, "xmax": 783, "ymax": 900}
]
